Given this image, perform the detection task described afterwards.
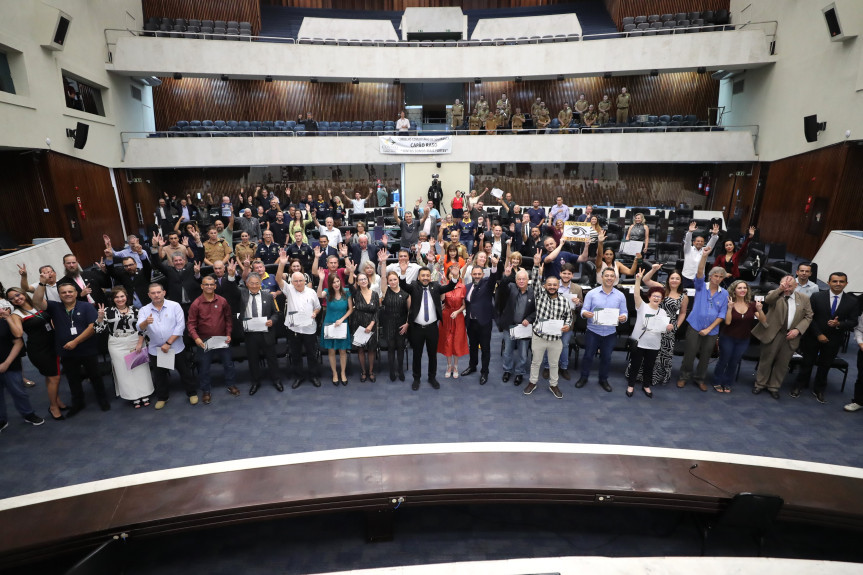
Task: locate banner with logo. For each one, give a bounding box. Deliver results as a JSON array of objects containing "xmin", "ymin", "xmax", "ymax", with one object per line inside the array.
[
  {"xmin": 563, "ymin": 221, "xmax": 592, "ymax": 242},
  {"xmin": 379, "ymin": 135, "xmax": 453, "ymax": 155}
]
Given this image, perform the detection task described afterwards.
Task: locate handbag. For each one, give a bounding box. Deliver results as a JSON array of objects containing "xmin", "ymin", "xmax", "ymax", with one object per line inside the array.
[{"xmin": 124, "ymin": 348, "xmax": 149, "ymax": 370}]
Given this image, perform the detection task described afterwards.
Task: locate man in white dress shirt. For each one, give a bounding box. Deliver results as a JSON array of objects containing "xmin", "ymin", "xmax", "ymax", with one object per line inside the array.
[{"xmin": 277, "ymin": 251, "xmax": 321, "ymax": 389}]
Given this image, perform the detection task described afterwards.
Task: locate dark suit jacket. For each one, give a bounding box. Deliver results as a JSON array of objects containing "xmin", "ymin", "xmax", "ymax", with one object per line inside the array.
[
  {"xmin": 109, "ymin": 257, "xmax": 152, "ymax": 306},
  {"xmin": 400, "ymin": 277, "xmax": 458, "ymax": 324},
  {"xmin": 62, "ymin": 269, "xmax": 110, "ymax": 306},
  {"xmin": 239, "ymin": 287, "xmax": 280, "ymax": 343},
  {"xmin": 464, "ymin": 270, "xmax": 501, "ymax": 325},
  {"xmin": 806, "ymin": 290, "xmax": 859, "ymax": 343},
  {"xmin": 159, "ymin": 261, "xmax": 201, "ymax": 304},
  {"xmin": 214, "ymin": 275, "xmax": 241, "ymax": 314},
  {"xmin": 348, "ymin": 242, "xmax": 383, "ymax": 269},
  {"xmin": 495, "ymin": 273, "xmax": 537, "ymax": 331}
]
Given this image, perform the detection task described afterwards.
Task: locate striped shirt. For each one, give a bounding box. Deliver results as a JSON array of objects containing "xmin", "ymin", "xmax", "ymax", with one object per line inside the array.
[{"xmin": 530, "ymin": 268, "xmax": 572, "ymax": 341}]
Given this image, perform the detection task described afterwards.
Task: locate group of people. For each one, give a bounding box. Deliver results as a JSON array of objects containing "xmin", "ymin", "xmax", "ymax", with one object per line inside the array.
[
  {"xmin": 453, "ymin": 89, "xmax": 633, "ymax": 134},
  {"xmin": 1, "ymin": 192, "xmax": 861, "ymax": 433}
]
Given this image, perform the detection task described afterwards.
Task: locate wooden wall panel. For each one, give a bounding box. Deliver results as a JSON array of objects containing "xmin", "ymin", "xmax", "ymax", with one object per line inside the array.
[
  {"xmin": 710, "ymin": 162, "xmax": 760, "ymax": 230},
  {"xmin": 756, "ymin": 143, "xmax": 857, "ymax": 260},
  {"xmin": 603, "ymin": 0, "xmax": 729, "ymax": 29},
  {"xmin": 467, "ymin": 72, "xmax": 718, "ymax": 120},
  {"xmin": 153, "ymin": 78, "xmax": 406, "ymax": 130},
  {"xmin": 143, "ymin": 0, "xmax": 261, "ymax": 34},
  {"xmin": 261, "ymin": 0, "xmax": 571, "ymax": 9},
  {"xmin": 0, "ymin": 151, "xmax": 63, "ymax": 247}
]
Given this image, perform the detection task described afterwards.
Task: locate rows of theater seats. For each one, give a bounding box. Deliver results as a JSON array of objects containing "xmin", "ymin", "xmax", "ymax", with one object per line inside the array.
[
  {"xmin": 157, "ymin": 119, "xmax": 419, "ymax": 137},
  {"xmin": 296, "ymin": 35, "xmax": 581, "ymax": 46},
  {"xmin": 621, "ymin": 9, "xmax": 732, "ymax": 36},
  {"xmin": 143, "ymin": 17, "xmax": 253, "ymax": 40}
]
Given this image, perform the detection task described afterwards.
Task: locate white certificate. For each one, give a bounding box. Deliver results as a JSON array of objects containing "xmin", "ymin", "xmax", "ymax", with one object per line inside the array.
[
  {"xmin": 324, "ymin": 323, "xmax": 348, "ymax": 339},
  {"xmin": 510, "ymin": 323, "xmax": 533, "ymax": 339},
  {"xmin": 291, "ymin": 312, "xmax": 314, "ymax": 328},
  {"xmin": 645, "ymin": 315, "xmax": 669, "ymax": 332},
  {"xmin": 420, "ymin": 242, "xmax": 431, "ymax": 255},
  {"xmin": 595, "ymin": 308, "xmax": 620, "ymax": 326},
  {"xmin": 540, "ymin": 320, "xmax": 564, "ymax": 335},
  {"xmin": 156, "ymin": 349, "xmax": 175, "ymax": 369},
  {"xmin": 352, "ymin": 327, "xmax": 373, "ymax": 346},
  {"xmin": 490, "ymin": 187, "xmax": 504, "ymax": 199},
  {"xmin": 246, "ymin": 317, "xmax": 268, "ymax": 332},
  {"xmin": 622, "ymin": 240, "xmax": 643, "ymax": 256},
  {"xmin": 205, "ymin": 336, "xmax": 229, "ymax": 350},
  {"xmin": 568, "ymin": 295, "xmax": 581, "ymax": 309},
  {"xmin": 686, "ymin": 288, "xmax": 695, "ymax": 297}
]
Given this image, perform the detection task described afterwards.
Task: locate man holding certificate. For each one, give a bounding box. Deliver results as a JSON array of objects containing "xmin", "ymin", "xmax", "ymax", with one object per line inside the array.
[
  {"xmin": 188, "ymin": 275, "xmax": 236, "ymax": 404},
  {"xmin": 276, "ymin": 250, "xmax": 322, "ymax": 389},
  {"xmin": 524, "ymin": 251, "xmax": 573, "ymax": 398},
  {"xmin": 239, "ymin": 273, "xmax": 283, "ymax": 396},
  {"xmin": 576, "ymin": 269, "xmax": 628, "ymax": 393},
  {"xmin": 498, "ymin": 262, "xmax": 537, "ymax": 386}
]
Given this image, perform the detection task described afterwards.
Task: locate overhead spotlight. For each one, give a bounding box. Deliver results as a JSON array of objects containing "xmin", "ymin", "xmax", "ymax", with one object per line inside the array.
[
  {"xmin": 310, "ymin": 77, "xmax": 318, "ymax": 84},
  {"xmin": 220, "ymin": 74, "xmax": 229, "ymax": 81},
  {"xmin": 603, "ymin": 72, "xmax": 612, "ymax": 79},
  {"xmin": 556, "ymin": 75, "xmax": 564, "ymax": 81},
  {"xmin": 474, "ymin": 77, "xmax": 481, "ymax": 85},
  {"xmin": 393, "ymin": 78, "xmax": 400, "ymax": 85},
  {"xmin": 697, "ymin": 66, "xmax": 707, "ymax": 74},
  {"xmin": 352, "ymin": 77, "xmax": 359, "ymax": 85},
  {"xmin": 515, "ymin": 76, "xmax": 523, "ymax": 83},
  {"xmin": 173, "ymin": 72, "xmax": 182, "ymax": 80},
  {"xmin": 650, "ymin": 69, "xmax": 659, "ymax": 77},
  {"xmin": 265, "ymin": 75, "xmax": 273, "ymax": 82}
]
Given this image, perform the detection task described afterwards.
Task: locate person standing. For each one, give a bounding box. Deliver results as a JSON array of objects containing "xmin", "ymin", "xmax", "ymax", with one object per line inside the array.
[
  {"xmin": 712, "ymin": 280, "xmax": 764, "ymax": 393},
  {"xmin": 138, "ymin": 283, "xmax": 200, "ymax": 409},
  {"xmin": 676, "ymin": 248, "xmax": 728, "ymax": 391},
  {"xmin": 752, "ymin": 276, "xmax": 813, "ymax": 399},
  {"xmin": 460, "ymin": 255, "xmax": 501, "ymax": 385},
  {"xmin": 636, "ymin": 266, "xmax": 689, "ymax": 387},
  {"xmin": 548, "ymin": 196, "xmax": 570, "ymax": 225},
  {"xmin": 378, "ymin": 262, "xmax": 411, "ymax": 382},
  {"xmin": 239, "ymin": 272, "xmax": 283, "ymax": 395},
  {"xmin": 451, "ymin": 99, "xmax": 464, "ymax": 131},
  {"xmin": 437, "ymin": 263, "xmax": 468, "ymax": 380},
  {"xmin": 396, "ymin": 111, "xmax": 410, "ymax": 135},
  {"xmin": 400, "ymin": 266, "xmax": 459, "ymax": 390},
  {"xmin": 625, "ymin": 271, "xmax": 673, "ymax": 399},
  {"xmin": 794, "ymin": 262, "xmax": 819, "ymax": 298},
  {"xmin": 94, "ymin": 287, "xmax": 154, "ymax": 409},
  {"xmin": 188, "ymin": 275, "xmax": 236, "ymax": 404},
  {"xmin": 792, "ymin": 272, "xmax": 859, "ymax": 403},
  {"xmin": 597, "ymin": 95, "xmax": 611, "ymax": 125},
  {"xmin": 615, "ymin": 87, "xmax": 631, "ymax": 124},
  {"xmin": 540, "ymin": 263, "xmax": 582, "ymax": 380},
  {"xmin": 498, "ymin": 262, "xmax": 537, "ymax": 386},
  {"xmin": 576, "ymin": 267, "xmax": 628, "ymax": 393},
  {"xmin": 843, "ymin": 308, "xmax": 863, "ymax": 412},
  {"xmin": 276, "ymin": 251, "xmax": 322, "ymax": 389},
  {"xmin": 317, "ymin": 269, "xmax": 353, "ymax": 386},
  {"xmin": 524, "ymin": 251, "xmax": 573, "ymax": 398},
  {"xmin": 351, "ymin": 272, "xmax": 380, "ymax": 382},
  {"xmin": 428, "ymin": 178, "xmax": 444, "ymax": 213},
  {"xmin": 681, "ymin": 221, "xmax": 720, "ymax": 289},
  {"xmin": 0, "ymin": 307, "xmax": 45, "ymax": 429}
]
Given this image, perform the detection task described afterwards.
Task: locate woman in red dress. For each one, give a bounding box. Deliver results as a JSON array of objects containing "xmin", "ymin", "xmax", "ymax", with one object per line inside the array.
[{"xmin": 437, "ymin": 263, "xmax": 469, "ymax": 379}]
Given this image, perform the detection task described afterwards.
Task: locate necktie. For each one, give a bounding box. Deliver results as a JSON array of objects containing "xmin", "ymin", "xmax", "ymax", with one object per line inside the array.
[
  {"xmin": 423, "ymin": 288, "xmax": 430, "ymax": 322},
  {"xmin": 218, "ymin": 278, "xmax": 222, "ymax": 287},
  {"xmin": 831, "ymin": 295, "xmax": 838, "ymax": 315},
  {"xmin": 251, "ymin": 294, "xmax": 258, "ymax": 318}
]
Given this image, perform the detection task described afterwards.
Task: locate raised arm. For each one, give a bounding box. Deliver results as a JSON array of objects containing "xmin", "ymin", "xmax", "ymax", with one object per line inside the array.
[
  {"xmin": 633, "ymin": 269, "xmax": 644, "ymax": 308},
  {"xmin": 275, "ymin": 248, "xmax": 288, "ymax": 287},
  {"xmin": 543, "ymin": 237, "xmax": 564, "ymax": 263},
  {"xmin": 696, "ymin": 246, "xmax": 711, "ymax": 279},
  {"xmin": 595, "ymin": 229, "xmax": 606, "ymax": 270},
  {"xmin": 617, "ymin": 253, "xmax": 642, "ymax": 277},
  {"xmin": 31, "ymin": 283, "xmax": 48, "ymax": 311},
  {"xmin": 641, "ymin": 262, "xmax": 664, "ymax": 288}
]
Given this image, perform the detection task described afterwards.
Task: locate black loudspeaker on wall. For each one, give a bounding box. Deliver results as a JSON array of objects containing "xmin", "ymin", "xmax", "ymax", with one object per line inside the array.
[
  {"xmin": 66, "ymin": 122, "xmax": 89, "ymax": 149},
  {"xmin": 803, "ymin": 115, "xmax": 826, "ymax": 143}
]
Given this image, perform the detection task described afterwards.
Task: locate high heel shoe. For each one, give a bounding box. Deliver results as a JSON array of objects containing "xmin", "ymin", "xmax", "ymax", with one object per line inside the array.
[
  {"xmin": 50, "ymin": 408, "xmax": 65, "ymax": 421},
  {"xmin": 642, "ymin": 387, "xmax": 653, "ymax": 399},
  {"xmin": 626, "ymin": 387, "xmax": 634, "ymax": 398},
  {"xmin": 332, "ymin": 377, "xmax": 340, "ymax": 386},
  {"xmin": 341, "ymin": 374, "xmax": 348, "ymax": 386},
  {"xmin": 368, "ymin": 373, "xmax": 376, "ymax": 382},
  {"xmin": 360, "ymin": 372, "xmax": 368, "ymax": 382},
  {"xmin": 444, "ymin": 367, "xmax": 452, "ymax": 378}
]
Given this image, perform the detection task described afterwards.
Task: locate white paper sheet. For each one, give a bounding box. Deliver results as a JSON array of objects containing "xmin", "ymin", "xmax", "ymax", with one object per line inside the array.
[
  {"xmin": 246, "ymin": 317, "xmax": 268, "ymax": 332},
  {"xmin": 205, "ymin": 336, "xmax": 229, "ymax": 350},
  {"xmin": 490, "ymin": 187, "xmax": 504, "ymax": 199},
  {"xmin": 540, "ymin": 319, "xmax": 565, "ymax": 335},
  {"xmin": 621, "ymin": 240, "xmax": 643, "ymax": 256},
  {"xmin": 352, "ymin": 327, "xmax": 373, "ymax": 345},
  {"xmin": 645, "ymin": 315, "xmax": 669, "ymax": 332},
  {"xmin": 510, "ymin": 323, "xmax": 533, "ymax": 339},
  {"xmin": 686, "ymin": 288, "xmax": 696, "ymax": 297},
  {"xmin": 156, "ymin": 349, "xmax": 175, "ymax": 369},
  {"xmin": 324, "ymin": 323, "xmax": 348, "ymax": 339},
  {"xmin": 420, "ymin": 242, "xmax": 431, "ymax": 255},
  {"xmin": 568, "ymin": 295, "xmax": 581, "ymax": 309},
  {"xmin": 291, "ymin": 312, "xmax": 314, "ymax": 328},
  {"xmin": 595, "ymin": 308, "xmax": 620, "ymax": 326}
]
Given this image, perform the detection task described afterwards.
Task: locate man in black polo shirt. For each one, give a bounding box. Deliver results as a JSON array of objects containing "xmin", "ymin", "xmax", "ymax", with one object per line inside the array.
[
  {"xmin": 285, "ymin": 230, "xmax": 315, "ymax": 274},
  {"xmin": 33, "ymin": 281, "xmax": 110, "ymax": 415}
]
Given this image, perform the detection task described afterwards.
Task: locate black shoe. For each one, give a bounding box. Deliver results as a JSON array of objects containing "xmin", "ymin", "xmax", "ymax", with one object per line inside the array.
[
  {"xmin": 626, "ymin": 388, "xmax": 634, "ymax": 398},
  {"xmin": 460, "ymin": 367, "xmax": 477, "ymax": 376},
  {"xmin": 398, "ymin": 372, "xmax": 405, "ymax": 382},
  {"xmin": 789, "ymin": 387, "xmax": 800, "ymax": 398},
  {"xmin": 542, "ymin": 368, "xmax": 550, "ymax": 380},
  {"xmin": 341, "ymin": 377, "xmax": 348, "ymax": 386},
  {"xmin": 752, "ymin": 387, "xmax": 763, "ymax": 395},
  {"xmin": 390, "ymin": 371, "xmax": 397, "ymax": 382},
  {"xmin": 599, "ymin": 380, "xmax": 613, "ymax": 393},
  {"xmin": 514, "ymin": 374, "xmax": 523, "ymax": 386},
  {"xmin": 813, "ymin": 390, "xmax": 826, "ymax": 404},
  {"xmin": 559, "ymin": 369, "xmax": 571, "ymax": 381},
  {"xmin": 479, "ymin": 374, "xmax": 488, "ymax": 385},
  {"xmin": 311, "ymin": 377, "xmax": 321, "ymax": 387},
  {"xmin": 769, "ymin": 390, "xmax": 780, "ymax": 400},
  {"xmin": 369, "ymin": 373, "xmax": 376, "ymax": 383},
  {"xmin": 66, "ymin": 403, "xmax": 85, "ymax": 417},
  {"xmin": 412, "ymin": 379, "xmax": 420, "ymax": 391},
  {"xmin": 274, "ymin": 380, "xmax": 284, "ymax": 392},
  {"xmin": 249, "ymin": 383, "xmax": 260, "ymax": 396},
  {"xmin": 98, "ymin": 399, "xmax": 111, "ymax": 412},
  {"xmin": 642, "ymin": 387, "xmax": 653, "ymax": 399},
  {"xmin": 429, "ymin": 379, "xmax": 440, "ymax": 390},
  {"xmin": 291, "ymin": 378, "xmax": 303, "ymax": 389},
  {"xmin": 502, "ymin": 372, "xmax": 511, "ymax": 383},
  {"xmin": 575, "ymin": 377, "xmax": 587, "ymax": 389},
  {"xmin": 23, "ymin": 413, "xmax": 45, "ymax": 426}
]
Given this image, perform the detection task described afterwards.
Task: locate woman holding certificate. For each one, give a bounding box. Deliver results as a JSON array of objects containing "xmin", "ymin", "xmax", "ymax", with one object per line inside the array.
[
  {"xmin": 317, "ymin": 270, "xmax": 353, "ymax": 386},
  {"xmin": 625, "ymin": 271, "xmax": 672, "ymax": 398},
  {"xmin": 351, "ymin": 272, "xmax": 380, "ymax": 382}
]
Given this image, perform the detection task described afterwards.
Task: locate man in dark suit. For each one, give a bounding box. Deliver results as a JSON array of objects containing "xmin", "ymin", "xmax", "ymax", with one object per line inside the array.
[
  {"xmin": 792, "ymin": 272, "xmax": 859, "ymax": 403},
  {"xmin": 400, "ymin": 267, "xmax": 459, "ymax": 390},
  {"xmin": 154, "ymin": 198, "xmax": 178, "ymax": 236},
  {"xmin": 239, "ymin": 272, "xmax": 283, "ymax": 395},
  {"xmin": 347, "ymin": 233, "xmax": 383, "ymax": 270},
  {"xmin": 752, "ymin": 275, "xmax": 813, "ymax": 399},
  {"xmin": 461, "ymin": 256, "xmax": 502, "ymax": 384},
  {"xmin": 314, "ymin": 235, "xmax": 339, "ymax": 269},
  {"xmin": 61, "ymin": 253, "xmax": 110, "ymax": 306},
  {"xmin": 159, "ymin": 251, "xmax": 202, "ymax": 312},
  {"xmin": 496, "ymin": 261, "xmax": 537, "ymax": 386},
  {"xmin": 104, "ymin": 256, "xmax": 151, "ymax": 308}
]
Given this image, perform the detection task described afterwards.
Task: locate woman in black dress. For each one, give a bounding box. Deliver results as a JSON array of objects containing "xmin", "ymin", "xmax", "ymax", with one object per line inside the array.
[
  {"xmin": 5, "ymin": 287, "xmax": 66, "ymax": 420},
  {"xmin": 378, "ymin": 256, "xmax": 411, "ymax": 381},
  {"xmin": 352, "ymin": 272, "xmax": 380, "ymax": 382}
]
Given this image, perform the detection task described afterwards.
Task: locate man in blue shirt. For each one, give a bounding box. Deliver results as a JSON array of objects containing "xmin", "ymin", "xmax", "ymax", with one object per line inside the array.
[
  {"xmin": 526, "ymin": 200, "xmax": 546, "ymax": 227},
  {"xmin": 541, "ymin": 236, "xmax": 587, "ymax": 280},
  {"xmin": 458, "ymin": 212, "xmax": 477, "ymax": 255},
  {"xmin": 576, "ymin": 268, "xmax": 628, "ymax": 392},
  {"xmin": 677, "ymin": 246, "xmax": 728, "ymax": 391}
]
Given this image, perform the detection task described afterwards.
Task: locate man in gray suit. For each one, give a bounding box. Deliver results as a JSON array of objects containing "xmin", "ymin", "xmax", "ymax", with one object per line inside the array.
[
  {"xmin": 751, "ymin": 275, "xmax": 813, "ymax": 399},
  {"xmin": 240, "ymin": 273, "xmax": 283, "ymax": 395}
]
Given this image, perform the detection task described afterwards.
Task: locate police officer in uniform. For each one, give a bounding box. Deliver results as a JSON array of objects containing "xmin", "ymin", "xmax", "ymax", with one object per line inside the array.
[
  {"xmin": 558, "ymin": 103, "xmax": 573, "ymax": 134},
  {"xmin": 536, "ymin": 105, "xmax": 551, "ymax": 134},
  {"xmin": 484, "ymin": 109, "xmax": 499, "ymax": 135},
  {"xmin": 574, "ymin": 94, "xmax": 589, "ymax": 122},
  {"xmin": 530, "ymin": 97, "xmax": 543, "ymax": 127},
  {"xmin": 583, "ymin": 105, "xmax": 598, "ymax": 131},
  {"xmin": 616, "ymin": 87, "xmax": 631, "ymax": 124},
  {"xmin": 475, "ymin": 96, "xmax": 490, "ymax": 121},
  {"xmin": 451, "ymin": 99, "xmax": 464, "ymax": 132},
  {"xmin": 597, "ymin": 95, "xmax": 611, "ymax": 125},
  {"xmin": 511, "ymin": 108, "xmax": 526, "ymax": 133},
  {"xmin": 496, "ymin": 93, "xmax": 511, "ymax": 117},
  {"xmin": 468, "ymin": 112, "xmax": 482, "ymax": 135}
]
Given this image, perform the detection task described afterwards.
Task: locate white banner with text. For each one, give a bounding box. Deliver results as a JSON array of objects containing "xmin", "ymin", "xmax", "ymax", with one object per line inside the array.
[{"xmin": 379, "ymin": 135, "xmax": 453, "ymax": 155}]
